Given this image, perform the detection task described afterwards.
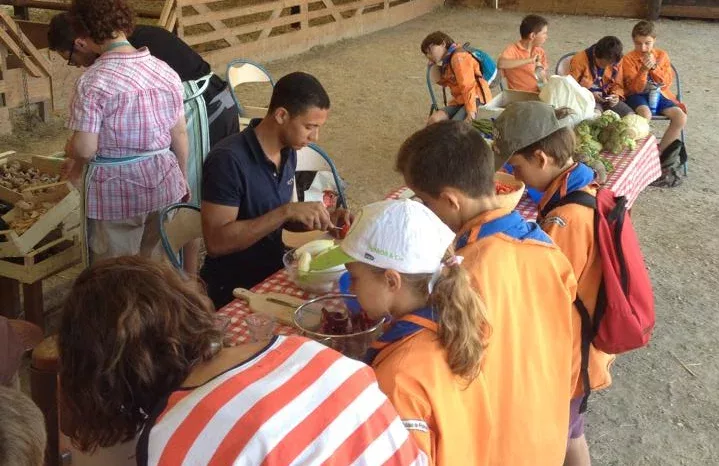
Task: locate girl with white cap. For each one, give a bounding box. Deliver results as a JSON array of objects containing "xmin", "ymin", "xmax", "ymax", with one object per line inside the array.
[{"xmin": 311, "ymin": 199, "xmax": 492, "ymax": 466}]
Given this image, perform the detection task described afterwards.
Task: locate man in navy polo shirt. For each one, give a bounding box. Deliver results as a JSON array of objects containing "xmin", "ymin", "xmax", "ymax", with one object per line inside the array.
[{"xmin": 201, "ymin": 72, "xmax": 339, "ymax": 308}]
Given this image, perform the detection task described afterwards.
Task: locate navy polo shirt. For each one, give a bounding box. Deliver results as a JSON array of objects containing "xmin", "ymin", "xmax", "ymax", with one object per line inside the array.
[{"xmin": 200, "ymin": 120, "xmax": 296, "ymax": 295}]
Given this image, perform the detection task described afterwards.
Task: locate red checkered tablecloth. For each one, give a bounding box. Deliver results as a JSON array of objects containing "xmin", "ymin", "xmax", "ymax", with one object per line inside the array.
[
  {"xmin": 219, "ymin": 136, "xmax": 660, "ymax": 344},
  {"xmin": 386, "ymin": 135, "xmax": 661, "ymax": 219},
  {"xmin": 218, "ymin": 269, "xmax": 334, "ymax": 345}
]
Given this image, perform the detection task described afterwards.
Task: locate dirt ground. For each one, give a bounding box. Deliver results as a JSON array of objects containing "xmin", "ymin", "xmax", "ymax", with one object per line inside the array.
[{"xmin": 3, "ymin": 5, "xmax": 718, "ymax": 465}]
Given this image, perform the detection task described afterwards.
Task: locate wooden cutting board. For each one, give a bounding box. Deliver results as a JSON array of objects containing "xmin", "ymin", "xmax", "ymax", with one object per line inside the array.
[{"xmin": 232, "ymin": 288, "xmax": 306, "ymax": 326}]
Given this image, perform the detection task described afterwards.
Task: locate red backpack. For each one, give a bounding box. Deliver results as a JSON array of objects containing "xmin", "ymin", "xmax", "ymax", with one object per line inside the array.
[{"xmin": 542, "ymin": 188, "xmax": 655, "ymax": 410}]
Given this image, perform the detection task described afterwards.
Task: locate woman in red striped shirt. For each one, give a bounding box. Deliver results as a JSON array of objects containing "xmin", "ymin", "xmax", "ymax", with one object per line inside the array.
[{"xmin": 58, "ymin": 256, "xmax": 427, "ymax": 466}]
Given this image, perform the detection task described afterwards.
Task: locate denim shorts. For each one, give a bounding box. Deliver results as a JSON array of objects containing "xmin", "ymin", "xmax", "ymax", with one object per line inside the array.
[{"xmin": 626, "ymin": 92, "xmax": 676, "ymax": 114}]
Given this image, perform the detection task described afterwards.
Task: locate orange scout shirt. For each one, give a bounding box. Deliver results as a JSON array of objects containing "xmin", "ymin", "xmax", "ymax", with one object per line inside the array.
[
  {"xmin": 621, "ymin": 49, "xmax": 686, "ymax": 112},
  {"xmin": 455, "ymin": 209, "xmax": 580, "ymax": 466},
  {"xmin": 499, "ymin": 42, "xmax": 548, "ymax": 93},
  {"xmin": 438, "ymin": 46, "xmax": 492, "ymax": 114},
  {"xmin": 373, "ymin": 327, "xmax": 491, "ymax": 466},
  {"xmin": 569, "ymin": 48, "xmax": 626, "ymax": 99},
  {"xmin": 538, "ymin": 164, "xmax": 616, "ymax": 398}
]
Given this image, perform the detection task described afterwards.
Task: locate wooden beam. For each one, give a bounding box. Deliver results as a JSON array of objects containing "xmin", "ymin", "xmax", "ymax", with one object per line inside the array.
[
  {"xmin": 0, "ymin": 11, "xmax": 51, "ymax": 76},
  {"xmin": 259, "ymin": 6, "xmax": 283, "ymax": 39},
  {"xmin": 192, "ymin": 3, "xmax": 241, "ymax": 46},
  {"xmin": 0, "ymin": 0, "xmax": 161, "ymax": 19},
  {"xmin": 180, "ymin": 0, "xmax": 302, "ymax": 27},
  {"xmin": 307, "ymin": 0, "xmax": 382, "ymax": 21},
  {"xmin": 203, "ymin": 0, "xmax": 442, "ymax": 69},
  {"xmin": 647, "ymin": 0, "xmax": 662, "ymax": 20},
  {"xmin": 185, "ymin": 12, "xmax": 303, "ymax": 46},
  {"xmin": 0, "ymin": 27, "xmax": 43, "ymax": 76},
  {"xmin": 660, "ymin": 4, "xmax": 719, "ymax": 19},
  {"xmin": 158, "ymin": 0, "xmax": 174, "ymax": 28}
]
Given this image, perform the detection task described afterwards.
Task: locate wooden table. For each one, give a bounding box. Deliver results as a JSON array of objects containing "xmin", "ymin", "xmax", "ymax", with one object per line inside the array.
[{"xmin": 218, "ymin": 135, "xmax": 661, "ymax": 341}]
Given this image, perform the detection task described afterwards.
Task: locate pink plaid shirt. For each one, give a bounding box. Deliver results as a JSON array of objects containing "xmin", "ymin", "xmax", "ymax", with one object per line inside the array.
[{"xmin": 68, "ymin": 48, "xmax": 187, "ymax": 220}]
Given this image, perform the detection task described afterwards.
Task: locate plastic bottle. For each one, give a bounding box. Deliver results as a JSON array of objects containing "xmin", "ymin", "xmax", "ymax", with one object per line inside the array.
[
  {"xmin": 535, "ymin": 64, "xmax": 545, "ymax": 89},
  {"xmin": 648, "ymin": 80, "xmax": 660, "ymax": 115}
]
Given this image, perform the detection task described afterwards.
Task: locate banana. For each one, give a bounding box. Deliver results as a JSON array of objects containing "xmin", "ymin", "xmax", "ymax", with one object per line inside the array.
[
  {"xmin": 297, "ymin": 251, "xmax": 312, "ymax": 273},
  {"xmin": 295, "ymin": 239, "xmax": 336, "ymax": 258}
]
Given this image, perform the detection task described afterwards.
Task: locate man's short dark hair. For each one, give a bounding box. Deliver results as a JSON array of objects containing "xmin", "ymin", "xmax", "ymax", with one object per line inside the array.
[
  {"xmin": 268, "ymin": 72, "xmax": 330, "ymax": 117},
  {"xmin": 48, "ymin": 12, "xmax": 75, "ymax": 52},
  {"xmin": 520, "ymin": 15, "xmax": 548, "ymax": 39},
  {"xmin": 595, "ymin": 36, "xmax": 623, "ymax": 63},
  {"xmin": 396, "ymin": 121, "xmax": 494, "ymax": 198}
]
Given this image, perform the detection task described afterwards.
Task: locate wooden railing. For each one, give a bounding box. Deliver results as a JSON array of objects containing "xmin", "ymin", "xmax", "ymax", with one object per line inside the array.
[{"xmin": 173, "ymin": 0, "xmax": 442, "ymax": 69}]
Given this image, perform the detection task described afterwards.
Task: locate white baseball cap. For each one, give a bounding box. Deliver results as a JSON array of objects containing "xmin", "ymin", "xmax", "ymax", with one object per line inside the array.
[{"xmin": 310, "ymin": 199, "xmax": 455, "ymax": 274}]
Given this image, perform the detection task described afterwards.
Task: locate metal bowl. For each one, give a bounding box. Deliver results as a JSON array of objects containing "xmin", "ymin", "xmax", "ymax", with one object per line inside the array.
[{"xmin": 293, "ymin": 294, "xmax": 386, "ymax": 360}]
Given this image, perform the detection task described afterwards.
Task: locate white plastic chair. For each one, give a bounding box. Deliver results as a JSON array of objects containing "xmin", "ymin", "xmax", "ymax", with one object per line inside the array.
[
  {"xmin": 555, "ymin": 52, "xmax": 575, "ymax": 76},
  {"xmin": 226, "ymin": 59, "xmax": 275, "ymax": 130},
  {"xmin": 159, "ymin": 203, "xmax": 202, "ymax": 271},
  {"xmin": 292, "ymin": 143, "xmax": 347, "ymax": 209}
]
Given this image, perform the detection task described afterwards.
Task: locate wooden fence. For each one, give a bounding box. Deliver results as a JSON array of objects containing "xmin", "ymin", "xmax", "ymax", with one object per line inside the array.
[{"xmin": 172, "ymin": 0, "xmax": 442, "ymax": 69}]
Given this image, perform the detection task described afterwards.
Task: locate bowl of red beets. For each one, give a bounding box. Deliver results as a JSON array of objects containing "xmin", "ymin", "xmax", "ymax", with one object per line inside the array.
[{"xmin": 293, "ymin": 294, "xmax": 387, "ymax": 360}]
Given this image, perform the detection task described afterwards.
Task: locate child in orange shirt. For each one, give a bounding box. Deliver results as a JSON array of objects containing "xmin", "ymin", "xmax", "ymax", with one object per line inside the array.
[
  {"xmin": 622, "ymin": 20, "xmax": 687, "ymax": 187},
  {"xmin": 496, "ymin": 101, "xmax": 617, "ymax": 466},
  {"xmin": 313, "ymin": 199, "xmax": 491, "ymax": 465},
  {"xmin": 422, "ymin": 31, "xmax": 492, "ymax": 126},
  {"xmin": 498, "ymin": 14, "xmax": 549, "ymax": 93},
  {"xmin": 396, "ymin": 120, "xmax": 581, "ymax": 466},
  {"xmin": 569, "ymin": 36, "xmax": 633, "ymax": 117}
]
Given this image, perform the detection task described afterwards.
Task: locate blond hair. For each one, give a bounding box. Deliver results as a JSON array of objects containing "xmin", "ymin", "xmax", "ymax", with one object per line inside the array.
[
  {"xmin": 379, "ymin": 248, "xmax": 491, "ymax": 381},
  {"xmin": 0, "ymin": 386, "xmax": 47, "ymax": 466}
]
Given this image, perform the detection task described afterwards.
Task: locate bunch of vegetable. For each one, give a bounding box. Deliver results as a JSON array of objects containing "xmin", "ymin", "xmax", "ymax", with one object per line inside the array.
[
  {"xmin": 472, "ymin": 119, "xmax": 494, "ymax": 138},
  {"xmin": 575, "ymin": 118, "xmax": 614, "ymax": 183},
  {"xmin": 574, "ymin": 111, "xmax": 651, "ymax": 182}
]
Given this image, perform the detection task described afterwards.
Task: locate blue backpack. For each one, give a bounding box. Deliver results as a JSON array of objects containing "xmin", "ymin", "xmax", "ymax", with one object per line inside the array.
[{"xmin": 461, "ymin": 42, "xmax": 497, "ymax": 84}]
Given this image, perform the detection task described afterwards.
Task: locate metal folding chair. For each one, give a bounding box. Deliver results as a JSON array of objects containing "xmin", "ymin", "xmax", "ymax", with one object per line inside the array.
[
  {"xmin": 159, "ymin": 203, "xmax": 202, "ymax": 271},
  {"xmin": 652, "ymin": 64, "xmax": 687, "ymax": 175},
  {"xmin": 226, "ymin": 59, "xmax": 275, "ymax": 130},
  {"xmin": 293, "ymin": 143, "xmax": 347, "ymax": 209},
  {"xmin": 555, "ymin": 52, "xmax": 575, "ymax": 76}
]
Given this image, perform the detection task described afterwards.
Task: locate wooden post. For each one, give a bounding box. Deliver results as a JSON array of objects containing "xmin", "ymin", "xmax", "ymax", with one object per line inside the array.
[
  {"xmin": 31, "ymin": 336, "xmax": 59, "ymax": 466},
  {"xmin": 22, "ymin": 281, "xmax": 44, "ymax": 331},
  {"xmin": 0, "ymin": 276, "xmax": 21, "ymax": 317},
  {"xmin": 13, "ymin": 5, "xmax": 29, "ymax": 20},
  {"xmin": 648, "ymin": 0, "xmax": 662, "ymax": 20}
]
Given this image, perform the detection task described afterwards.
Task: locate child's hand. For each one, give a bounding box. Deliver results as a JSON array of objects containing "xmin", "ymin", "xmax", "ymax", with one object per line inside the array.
[
  {"xmin": 592, "ymin": 92, "xmax": 605, "ymax": 103},
  {"xmin": 464, "ymin": 111, "xmax": 477, "ymax": 124},
  {"xmin": 532, "ymin": 54, "xmax": 542, "ymax": 66},
  {"xmin": 606, "ymin": 94, "xmax": 620, "ymax": 106},
  {"xmin": 642, "ymin": 53, "xmax": 656, "ymax": 70}
]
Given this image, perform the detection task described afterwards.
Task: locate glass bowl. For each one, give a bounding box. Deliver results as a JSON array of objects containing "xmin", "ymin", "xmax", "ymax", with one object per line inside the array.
[
  {"xmin": 283, "ymin": 248, "xmax": 346, "ymax": 293},
  {"xmin": 293, "ymin": 294, "xmax": 387, "ymax": 360}
]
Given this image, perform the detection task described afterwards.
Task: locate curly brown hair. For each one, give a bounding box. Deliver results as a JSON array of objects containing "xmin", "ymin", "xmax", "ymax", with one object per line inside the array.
[
  {"xmin": 69, "ymin": 0, "xmax": 135, "ymax": 45},
  {"xmin": 58, "ymin": 256, "xmax": 222, "ymax": 452}
]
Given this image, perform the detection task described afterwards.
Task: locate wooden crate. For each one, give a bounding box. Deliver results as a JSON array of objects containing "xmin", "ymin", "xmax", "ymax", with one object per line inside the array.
[
  {"xmin": 0, "ymin": 182, "xmax": 80, "ymax": 257},
  {"xmin": 0, "ymin": 228, "xmax": 81, "ymax": 284},
  {"xmin": 0, "ymin": 153, "xmax": 63, "ymax": 205}
]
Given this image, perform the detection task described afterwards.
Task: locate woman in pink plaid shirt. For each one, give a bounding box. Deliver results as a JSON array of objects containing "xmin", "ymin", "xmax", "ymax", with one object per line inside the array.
[{"xmin": 62, "ymin": 0, "xmax": 189, "ymax": 263}]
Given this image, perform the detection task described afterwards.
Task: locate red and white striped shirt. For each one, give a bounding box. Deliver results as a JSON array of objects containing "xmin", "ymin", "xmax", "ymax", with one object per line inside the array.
[
  {"xmin": 67, "ymin": 48, "xmax": 187, "ymax": 220},
  {"xmin": 137, "ymin": 336, "xmax": 427, "ymax": 466}
]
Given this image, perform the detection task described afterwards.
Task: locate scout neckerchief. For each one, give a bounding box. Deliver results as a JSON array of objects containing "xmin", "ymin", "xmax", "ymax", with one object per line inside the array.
[
  {"xmin": 454, "ymin": 210, "xmax": 553, "ymax": 251},
  {"xmin": 539, "ymin": 162, "xmax": 596, "ymax": 220},
  {"xmin": 585, "ymin": 45, "xmax": 619, "ymax": 96},
  {"xmin": 364, "ymin": 307, "xmax": 438, "ymax": 365}
]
